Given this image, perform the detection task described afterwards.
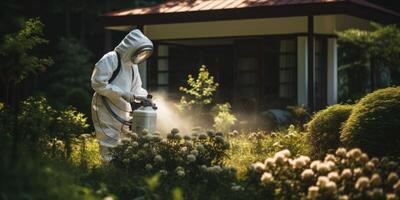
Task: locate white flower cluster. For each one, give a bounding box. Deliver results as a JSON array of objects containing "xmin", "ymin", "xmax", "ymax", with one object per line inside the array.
[{"xmin": 250, "ymin": 148, "xmax": 400, "ymax": 200}]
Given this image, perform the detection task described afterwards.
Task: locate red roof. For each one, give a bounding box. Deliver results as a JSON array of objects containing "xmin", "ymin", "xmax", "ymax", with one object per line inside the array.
[
  {"xmin": 102, "ymin": 0, "xmax": 399, "ymax": 26},
  {"xmin": 105, "ymin": 0, "xmax": 397, "ymax": 17}
]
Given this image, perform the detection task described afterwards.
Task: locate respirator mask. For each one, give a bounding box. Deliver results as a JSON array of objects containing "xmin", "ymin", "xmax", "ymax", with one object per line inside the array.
[{"xmin": 131, "ymin": 46, "xmax": 153, "ymax": 64}]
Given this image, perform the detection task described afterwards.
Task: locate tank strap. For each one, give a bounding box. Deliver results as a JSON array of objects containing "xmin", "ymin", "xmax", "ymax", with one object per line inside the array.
[{"xmin": 109, "ymin": 51, "xmax": 121, "ymax": 83}]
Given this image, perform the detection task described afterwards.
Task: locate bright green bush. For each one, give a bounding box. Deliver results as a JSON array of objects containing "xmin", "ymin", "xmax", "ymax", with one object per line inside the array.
[
  {"xmin": 340, "ymin": 87, "xmax": 400, "ymax": 157},
  {"xmin": 226, "ymin": 125, "xmax": 310, "ymax": 176},
  {"xmin": 307, "ymin": 104, "xmax": 353, "ymax": 158},
  {"xmin": 212, "ymin": 103, "xmax": 237, "ymax": 133},
  {"xmin": 244, "ymin": 148, "xmax": 400, "ymax": 200}
]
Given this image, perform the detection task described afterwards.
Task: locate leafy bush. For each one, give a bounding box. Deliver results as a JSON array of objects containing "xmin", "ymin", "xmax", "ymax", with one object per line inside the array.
[
  {"xmin": 244, "ymin": 148, "xmax": 400, "ymax": 200},
  {"xmin": 226, "ymin": 125, "xmax": 310, "ymax": 176},
  {"xmin": 212, "ymin": 103, "xmax": 237, "ymax": 134},
  {"xmin": 340, "ymin": 87, "xmax": 400, "ymax": 157},
  {"xmin": 179, "ymin": 65, "xmax": 219, "ymax": 112},
  {"xmin": 18, "ymin": 96, "xmax": 90, "ymax": 158},
  {"xmin": 110, "ymin": 129, "xmax": 236, "ymax": 199},
  {"xmin": 307, "ymin": 104, "xmax": 353, "ymax": 159},
  {"xmin": 287, "ymin": 105, "xmax": 311, "ymax": 129}
]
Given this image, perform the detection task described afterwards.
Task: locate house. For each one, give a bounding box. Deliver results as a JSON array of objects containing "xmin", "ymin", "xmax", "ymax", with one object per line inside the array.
[{"xmin": 101, "ymin": 0, "xmax": 399, "ymax": 112}]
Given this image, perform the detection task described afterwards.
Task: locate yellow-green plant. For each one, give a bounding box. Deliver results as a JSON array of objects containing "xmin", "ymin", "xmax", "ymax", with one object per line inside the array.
[
  {"xmin": 179, "ymin": 65, "xmax": 219, "ymax": 113},
  {"xmin": 212, "ymin": 103, "xmax": 237, "ymax": 134}
]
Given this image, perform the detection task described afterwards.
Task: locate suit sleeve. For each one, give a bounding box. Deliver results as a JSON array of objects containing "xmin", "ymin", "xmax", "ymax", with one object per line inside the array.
[
  {"xmin": 131, "ymin": 65, "xmax": 148, "ymax": 97},
  {"xmin": 91, "ymin": 52, "xmax": 124, "ymax": 99}
]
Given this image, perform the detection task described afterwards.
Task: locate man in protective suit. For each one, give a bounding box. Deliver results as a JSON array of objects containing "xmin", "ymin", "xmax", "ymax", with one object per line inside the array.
[{"xmin": 91, "ymin": 29, "xmax": 153, "ymax": 161}]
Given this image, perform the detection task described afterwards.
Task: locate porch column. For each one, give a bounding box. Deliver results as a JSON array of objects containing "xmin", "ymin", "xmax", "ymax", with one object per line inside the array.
[
  {"xmin": 327, "ymin": 38, "xmax": 338, "ymax": 105},
  {"xmin": 297, "ymin": 36, "xmax": 308, "ymax": 106},
  {"xmin": 307, "ymin": 15, "xmax": 316, "ymax": 111}
]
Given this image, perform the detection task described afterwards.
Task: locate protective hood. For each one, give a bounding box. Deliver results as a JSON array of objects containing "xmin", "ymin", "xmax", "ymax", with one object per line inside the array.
[{"xmin": 114, "ymin": 29, "xmax": 153, "ymax": 63}]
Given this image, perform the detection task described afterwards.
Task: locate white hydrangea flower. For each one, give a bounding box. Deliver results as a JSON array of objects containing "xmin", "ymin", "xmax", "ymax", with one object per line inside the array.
[
  {"xmin": 370, "ymin": 173, "xmax": 382, "ymax": 187},
  {"xmin": 325, "ymin": 181, "xmax": 337, "ymax": 193},
  {"xmin": 264, "ymin": 157, "xmax": 276, "ymax": 169},
  {"xmin": 365, "ymin": 161, "xmax": 375, "ymax": 171},
  {"xmin": 177, "ymin": 170, "xmax": 185, "ymax": 177},
  {"xmin": 154, "ymin": 155, "xmax": 163, "ymax": 163},
  {"xmin": 355, "ymin": 176, "xmax": 369, "ymax": 191},
  {"xmin": 386, "ymin": 193, "xmax": 397, "ymax": 200},
  {"xmin": 316, "ymin": 162, "xmax": 330, "ymax": 174},
  {"xmin": 317, "ymin": 176, "xmax": 329, "ymax": 188},
  {"xmin": 347, "ymin": 148, "xmax": 362, "ymax": 159},
  {"xmin": 252, "ymin": 162, "xmax": 266, "ymax": 172},
  {"xmin": 301, "ymin": 169, "xmax": 315, "ymax": 180},
  {"xmin": 292, "ymin": 157, "xmax": 307, "ymax": 169},
  {"xmin": 341, "ymin": 169, "xmax": 352, "ymax": 179},
  {"xmin": 335, "ymin": 148, "xmax": 347, "ymax": 157},
  {"xmin": 388, "ymin": 172, "xmax": 399, "ymax": 184},
  {"xmin": 145, "ymin": 164, "xmax": 153, "ymax": 171},
  {"xmin": 353, "ymin": 168, "xmax": 363, "ymax": 177},
  {"xmin": 187, "ymin": 154, "xmax": 196, "ymax": 163},
  {"xmin": 328, "ymin": 172, "xmax": 340, "ymax": 182},
  {"xmin": 324, "ymin": 154, "xmax": 337, "ymax": 162},
  {"xmin": 307, "ymin": 186, "xmax": 319, "ymax": 199},
  {"xmin": 260, "ymin": 172, "xmax": 274, "ymax": 184},
  {"xmin": 338, "ymin": 195, "xmax": 349, "ymax": 200},
  {"xmin": 275, "ymin": 149, "xmax": 291, "ymax": 158},
  {"xmin": 310, "ymin": 160, "xmax": 321, "ymax": 171},
  {"xmin": 359, "ymin": 153, "xmax": 369, "ymax": 163}
]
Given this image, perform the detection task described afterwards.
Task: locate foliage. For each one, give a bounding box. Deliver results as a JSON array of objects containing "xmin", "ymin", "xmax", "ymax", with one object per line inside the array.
[
  {"xmin": 179, "ymin": 65, "xmax": 219, "ymax": 113},
  {"xmin": 245, "ymin": 148, "xmax": 400, "ymax": 200},
  {"xmin": 307, "ymin": 104, "xmax": 353, "ymax": 159},
  {"xmin": 110, "ymin": 129, "xmax": 236, "ymax": 199},
  {"xmin": 212, "ymin": 103, "xmax": 237, "ymax": 134},
  {"xmin": 340, "ymin": 87, "xmax": 400, "ymax": 157},
  {"xmin": 338, "ymin": 24, "xmax": 400, "ymax": 102},
  {"xmin": 17, "ymin": 96, "xmax": 90, "ymax": 158},
  {"xmin": 0, "ymin": 160, "xmax": 102, "ymax": 199},
  {"xmin": 43, "ymin": 37, "xmax": 93, "ymax": 114},
  {"xmin": 225, "ymin": 126, "xmax": 310, "ymax": 177},
  {"xmin": 287, "ymin": 105, "xmax": 311, "ymax": 130},
  {"xmin": 0, "ymin": 18, "xmax": 53, "ymax": 85},
  {"xmin": 70, "ymin": 134, "xmax": 102, "ymax": 169}
]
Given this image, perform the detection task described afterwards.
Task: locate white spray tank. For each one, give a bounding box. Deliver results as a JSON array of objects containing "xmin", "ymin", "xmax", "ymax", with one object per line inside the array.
[{"xmin": 130, "ymin": 95, "xmax": 157, "ymax": 134}]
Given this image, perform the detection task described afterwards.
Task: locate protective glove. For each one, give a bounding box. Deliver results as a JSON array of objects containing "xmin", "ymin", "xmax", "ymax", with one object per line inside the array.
[{"xmin": 121, "ymin": 92, "xmax": 135, "ymax": 102}]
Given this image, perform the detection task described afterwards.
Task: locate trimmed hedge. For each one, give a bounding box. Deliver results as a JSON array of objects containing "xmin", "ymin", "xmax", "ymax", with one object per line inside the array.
[
  {"xmin": 307, "ymin": 104, "xmax": 353, "ymax": 158},
  {"xmin": 340, "ymin": 87, "xmax": 400, "ymax": 157}
]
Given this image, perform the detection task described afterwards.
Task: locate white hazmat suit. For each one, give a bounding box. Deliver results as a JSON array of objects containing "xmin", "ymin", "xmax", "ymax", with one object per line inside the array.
[{"xmin": 91, "ymin": 29, "xmax": 152, "ymax": 161}]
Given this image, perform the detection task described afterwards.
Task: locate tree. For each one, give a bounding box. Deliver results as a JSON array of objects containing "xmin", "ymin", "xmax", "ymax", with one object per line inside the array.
[
  {"xmin": 338, "ymin": 24, "xmax": 400, "ymax": 102},
  {"xmin": 42, "ymin": 37, "xmax": 92, "ymax": 115},
  {"xmin": 0, "ymin": 18, "xmax": 53, "ymax": 106}
]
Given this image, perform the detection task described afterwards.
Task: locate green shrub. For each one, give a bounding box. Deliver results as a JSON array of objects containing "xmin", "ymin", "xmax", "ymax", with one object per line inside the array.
[
  {"xmin": 244, "ymin": 148, "xmax": 400, "ymax": 200},
  {"xmin": 226, "ymin": 126, "xmax": 310, "ymax": 176},
  {"xmin": 307, "ymin": 104, "xmax": 353, "ymax": 158},
  {"xmin": 110, "ymin": 129, "xmax": 236, "ymax": 199},
  {"xmin": 340, "ymin": 87, "xmax": 400, "ymax": 157}
]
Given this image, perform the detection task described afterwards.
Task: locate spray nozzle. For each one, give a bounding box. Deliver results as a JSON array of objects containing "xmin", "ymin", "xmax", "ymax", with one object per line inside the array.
[{"xmin": 131, "ymin": 94, "xmax": 157, "ymax": 110}]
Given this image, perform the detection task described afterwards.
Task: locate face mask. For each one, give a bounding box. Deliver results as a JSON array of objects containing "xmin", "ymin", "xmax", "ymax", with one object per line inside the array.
[{"xmin": 132, "ymin": 48, "xmax": 153, "ymax": 64}]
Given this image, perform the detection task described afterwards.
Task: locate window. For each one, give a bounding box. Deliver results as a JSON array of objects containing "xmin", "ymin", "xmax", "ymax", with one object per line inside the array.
[
  {"xmin": 234, "ymin": 40, "xmax": 260, "ymax": 110},
  {"xmin": 148, "ymin": 44, "xmax": 170, "ymax": 93},
  {"xmin": 278, "ymin": 39, "xmax": 297, "ymax": 99}
]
